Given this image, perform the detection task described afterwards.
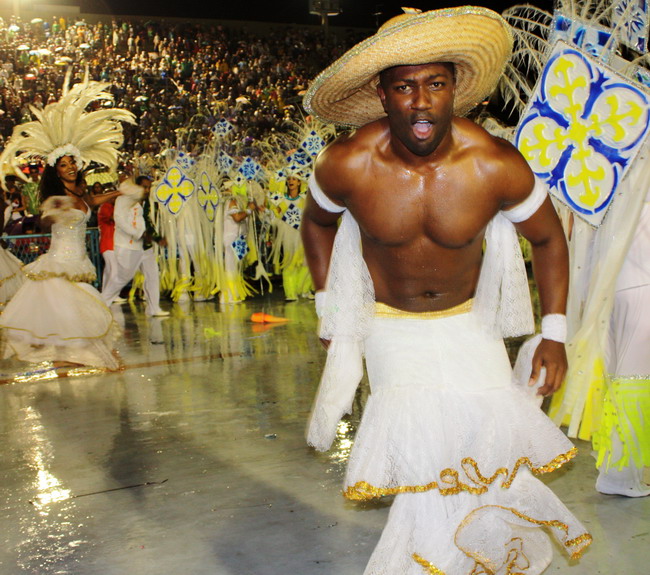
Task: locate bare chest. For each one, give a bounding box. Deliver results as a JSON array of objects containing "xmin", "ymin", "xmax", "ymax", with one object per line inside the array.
[{"xmin": 349, "ymin": 181, "xmax": 495, "ymax": 250}]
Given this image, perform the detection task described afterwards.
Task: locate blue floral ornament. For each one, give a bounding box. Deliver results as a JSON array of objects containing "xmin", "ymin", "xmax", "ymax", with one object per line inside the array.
[
  {"xmin": 217, "ymin": 151, "xmax": 235, "ymax": 174},
  {"xmin": 238, "ymin": 157, "xmax": 263, "ymax": 181},
  {"xmin": 287, "ymin": 149, "xmax": 310, "ymax": 167},
  {"xmin": 212, "ymin": 119, "xmax": 235, "ymax": 137},
  {"xmin": 282, "ymin": 202, "xmax": 302, "ymax": 230},
  {"xmin": 175, "ymin": 151, "xmax": 196, "ymax": 173},
  {"xmin": 613, "ymin": 0, "xmax": 649, "ymax": 53},
  {"xmin": 300, "ymin": 130, "xmax": 327, "ymax": 157},
  {"xmin": 550, "ymin": 12, "xmax": 617, "ymax": 63},
  {"xmin": 515, "ymin": 42, "xmax": 650, "ymax": 227},
  {"xmin": 231, "ymin": 234, "xmax": 250, "ymax": 260}
]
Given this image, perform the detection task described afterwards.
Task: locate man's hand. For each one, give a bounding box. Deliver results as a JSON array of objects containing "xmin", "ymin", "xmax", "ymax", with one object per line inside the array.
[{"xmin": 530, "ymin": 339, "xmax": 567, "ymax": 396}]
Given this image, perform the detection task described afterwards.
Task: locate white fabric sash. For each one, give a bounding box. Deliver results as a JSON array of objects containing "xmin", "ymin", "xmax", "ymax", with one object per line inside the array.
[{"xmin": 306, "ymin": 178, "xmax": 535, "ymax": 451}]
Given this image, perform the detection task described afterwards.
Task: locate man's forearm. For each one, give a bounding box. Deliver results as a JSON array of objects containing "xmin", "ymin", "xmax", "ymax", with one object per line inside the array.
[{"xmin": 530, "ymin": 234, "xmax": 569, "ymax": 317}]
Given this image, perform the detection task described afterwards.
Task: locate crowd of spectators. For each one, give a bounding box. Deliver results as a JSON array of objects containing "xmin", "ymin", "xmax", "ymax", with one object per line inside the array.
[{"xmin": 0, "ymin": 14, "xmax": 367, "ymax": 235}]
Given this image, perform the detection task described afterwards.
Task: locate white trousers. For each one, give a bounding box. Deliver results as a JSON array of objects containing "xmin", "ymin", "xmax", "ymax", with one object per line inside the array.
[
  {"xmin": 597, "ymin": 284, "xmax": 650, "ymax": 493},
  {"xmin": 101, "ymin": 247, "xmax": 162, "ymax": 315},
  {"xmin": 607, "ymin": 284, "xmax": 650, "ymax": 376},
  {"xmin": 101, "ymin": 250, "xmax": 116, "ymax": 291}
]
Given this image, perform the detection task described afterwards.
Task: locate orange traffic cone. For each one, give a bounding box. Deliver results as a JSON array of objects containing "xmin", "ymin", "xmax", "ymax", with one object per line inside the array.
[{"xmin": 250, "ymin": 312, "xmax": 290, "ymax": 324}]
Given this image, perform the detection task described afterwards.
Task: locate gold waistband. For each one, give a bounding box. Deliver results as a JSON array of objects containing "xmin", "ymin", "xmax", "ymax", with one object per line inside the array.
[{"xmin": 375, "ymin": 299, "xmax": 473, "ymax": 319}]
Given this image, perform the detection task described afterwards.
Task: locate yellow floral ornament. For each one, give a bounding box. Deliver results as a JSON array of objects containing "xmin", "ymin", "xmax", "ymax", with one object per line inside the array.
[
  {"xmin": 197, "ymin": 171, "xmax": 220, "ymax": 222},
  {"xmin": 155, "ymin": 165, "xmax": 195, "ymax": 215},
  {"xmin": 515, "ymin": 41, "xmax": 650, "ymax": 227}
]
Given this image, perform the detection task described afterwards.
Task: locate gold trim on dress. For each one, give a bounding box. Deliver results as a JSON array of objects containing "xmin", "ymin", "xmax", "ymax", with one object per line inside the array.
[
  {"xmin": 25, "ymin": 270, "xmax": 96, "ymax": 283},
  {"xmin": 0, "ymin": 268, "xmax": 24, "ymax": 288},
  {"xmin": 412, "ymin": 553, "xmax": 447, "ymax": 575},
  {"xmin": 412, "ymin": 504, "xmax": 592, "ymax": 574},
  {"xmin": 375, "ymin": 299, "xmax": 473, "ymax": 319},
  {"xmin": 454, "ymin": 505, "xmax": 593, "ymax": 561},
  {"xmin": 343, "ymin": 448, "xmax": 578, "ymax": 500}
]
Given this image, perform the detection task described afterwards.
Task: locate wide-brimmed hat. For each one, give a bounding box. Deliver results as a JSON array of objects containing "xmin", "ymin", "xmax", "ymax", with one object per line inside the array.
[{"xmin": 303, "ymin": 6, "xmax": 513, "ymax": 128}]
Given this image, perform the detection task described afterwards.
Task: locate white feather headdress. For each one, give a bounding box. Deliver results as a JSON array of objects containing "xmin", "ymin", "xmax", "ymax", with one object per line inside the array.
[{"xmin": 0, "ymin": 70, "xmax": 136, "ymax": 184}]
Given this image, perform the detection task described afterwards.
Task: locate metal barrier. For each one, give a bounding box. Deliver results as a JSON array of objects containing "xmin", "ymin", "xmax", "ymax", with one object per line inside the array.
[{"xmin": 2, "ymin": 228, "xmax": 103, "ymax": 288}]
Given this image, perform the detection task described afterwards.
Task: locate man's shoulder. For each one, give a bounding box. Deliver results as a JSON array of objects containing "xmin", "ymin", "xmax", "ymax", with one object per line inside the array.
[
  {"xmin": 454, "ymin": 117, "xmax": 518, "ymax": 155},
  {"xmin": 316, "ymin": 123, "xmax": 384, "ymax": 175}
]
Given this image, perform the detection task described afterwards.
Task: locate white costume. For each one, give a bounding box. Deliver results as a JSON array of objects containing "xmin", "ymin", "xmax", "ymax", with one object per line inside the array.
[
  {"xmin": 593, "ymin": 191, "xmax": 650, "ymax": 496},
  {"xmin": 268, "ymin": 184, "xmax": 313, "ymax": 301},
  {"xmin": 0, "ymin": 198, "xmax": 118, "ymax": 368},
  {"xmin": 101, "ymin": 194, "xmax": 165, "ymax": 316},
  {"xmin": 0, "ymin": 244, "xmax": 25, "ymax": 306},
  {"xmin": 307, "ymin": 175, "xmax": 591, "ymax": 574},
  {"xmin": 218, "ymin": 193, "xmax": 255, "ymax": 304}
]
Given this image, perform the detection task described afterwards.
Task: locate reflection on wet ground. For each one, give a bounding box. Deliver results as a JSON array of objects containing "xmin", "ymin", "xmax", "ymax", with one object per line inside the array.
[{"xmin": 0, "ymin": 292, "xmax": 647, "ymax": 574}]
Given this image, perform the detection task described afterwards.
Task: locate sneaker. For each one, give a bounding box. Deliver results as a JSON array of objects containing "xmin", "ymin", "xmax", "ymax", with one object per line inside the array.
[
  {"xmin": 149, "ymin": 310, "xmax": 170, "ymax": 317},
  {"xmin": 596, "ymin": 471, "xmax": 650, "ymax": 497}
]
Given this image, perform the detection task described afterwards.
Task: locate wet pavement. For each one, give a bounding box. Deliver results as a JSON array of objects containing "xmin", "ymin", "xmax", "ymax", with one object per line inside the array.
[{"xmin": 0, "ymin": 292, "xmax": 647, "ymax": 574}]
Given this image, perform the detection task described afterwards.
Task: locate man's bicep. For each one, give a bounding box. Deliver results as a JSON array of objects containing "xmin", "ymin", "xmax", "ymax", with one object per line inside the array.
[
  {"xmin": 303, "ymin": 192, "xmax": 341, "ymax": 228},
  {"xmin": 514, "ymin": 196, "xmax": 566, "ymax": 246}
]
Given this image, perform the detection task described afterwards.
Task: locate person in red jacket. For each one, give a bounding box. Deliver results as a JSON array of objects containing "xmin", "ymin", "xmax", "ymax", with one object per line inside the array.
[{"xmin": 97, "ymin": 194, "xmax": 117, "ymax": 293}]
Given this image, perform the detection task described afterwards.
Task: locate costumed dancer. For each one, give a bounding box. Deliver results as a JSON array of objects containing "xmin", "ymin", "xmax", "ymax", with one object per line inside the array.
[
  {"xmin": 0, "ymin": 74, "xmax": 135, "ymax": 369},
  {"xmin": 153, "ymin": 149, "xmax": 217, "ymax": 303},
  {"xmin": 97, "ymin": 192, "xmax": 117, "ymax": 291},
  {"xmin": 263, "ymin": 117, "xmax": 336, "ymax": 301},
  {"xmin": 301, "ymin": 7, "xmax": 591, "ymax": 574},
  {"xmin": 216, "ymin": 174, "xmax": 258, "ymax": 304},
  {"xmin": 268, "ymin": 171, "xmax": 313, "ymax": 301},
  {"xmin": 494, "ymin": 0, "xmax": 650, "ymax": 497},
  {"xmin": 100, "ymin": 178, "xmax": 170, "ymax": 317},
  {"xmin": 593, "ymin": 191, "xmax": 650, "ymax": 496}
]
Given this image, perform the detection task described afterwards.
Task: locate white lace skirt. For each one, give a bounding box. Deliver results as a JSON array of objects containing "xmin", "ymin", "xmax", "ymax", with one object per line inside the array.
[
  {"xmin": 0, "ymin": 275, "xmax": 119, "ymax": 369},
  {"xmin": 347, "ymin": 306, "xmax": 591, "ymax": 574}
]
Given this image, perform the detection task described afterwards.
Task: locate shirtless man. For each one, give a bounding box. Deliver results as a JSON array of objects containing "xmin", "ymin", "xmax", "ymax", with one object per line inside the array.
[
  {"xmin": 301, "ymin": 7, "xmax": 590, "ymax": 575},
  {"xmin": 303, "ymin": 60, "xmax": 568, "ymax": 393}
]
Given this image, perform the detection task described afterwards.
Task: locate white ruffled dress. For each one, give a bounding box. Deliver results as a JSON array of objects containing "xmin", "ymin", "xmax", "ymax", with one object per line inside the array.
[
  {"xmin": 306, "ymin": 181, "xmax": 592, "ymax": 574},
  {"xmin": 0, "ymin": 244, "xmax": 25, "ymax": 306},
  {"xmin": 0, "ymin": 203, "xmax": 119, "ymax": 369}
]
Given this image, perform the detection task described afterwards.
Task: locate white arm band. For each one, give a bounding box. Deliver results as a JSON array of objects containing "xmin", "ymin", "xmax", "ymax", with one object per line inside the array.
[
  {"xmin": 541, "ymin": 314, "xmax": 567, "ymax": 343},
  {"xmin": 308, "ymin": 172, "xmax": 346, "ymax": 214},
  {"xmin": 501, "ymin": 177, "xmax": 548, "ymax": 223},
  {"xmin": 314, "ymin": 290, "xmax": 327, "ymax": 318}
]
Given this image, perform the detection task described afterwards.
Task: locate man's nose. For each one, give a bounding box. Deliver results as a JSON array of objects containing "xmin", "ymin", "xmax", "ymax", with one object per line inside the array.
[{"xmin": 411, "ymin": 87, "xmax": 432, "ymax": 109}]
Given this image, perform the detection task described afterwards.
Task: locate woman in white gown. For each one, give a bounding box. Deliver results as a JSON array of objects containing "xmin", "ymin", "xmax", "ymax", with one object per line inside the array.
[
  {"xmin": 0, "ymin": 155, "xmax": 121, "ymax": 369},
  {"xmin": 0, "ymin": 75, "xmax": 135, "ymax": 371},
  {"xmin": 0, "ymin": 244, "xmax": 25, "ymax": 308}
]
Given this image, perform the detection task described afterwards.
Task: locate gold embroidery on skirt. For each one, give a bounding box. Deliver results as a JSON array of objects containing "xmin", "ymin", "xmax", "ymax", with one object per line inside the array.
[
  {"xmin": 412, "ymin": 503, "xmax": 592, "ymax": 574},
  {"xmin": 25, "ymin": 270, "xmax": 96, "ymax": 283},
  {"xmin": 343, "ymin": 448, "xmax": 578, "ymax": 500},
  {"xmin": 412, "ymin": 553, "xmax": 447, "ymax": 574}
]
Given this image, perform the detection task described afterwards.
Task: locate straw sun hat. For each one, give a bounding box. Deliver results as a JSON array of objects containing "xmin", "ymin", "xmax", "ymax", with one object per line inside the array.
[{"xmin": 303, "ymin": 6, "xmax": 513, "ymax": 128}]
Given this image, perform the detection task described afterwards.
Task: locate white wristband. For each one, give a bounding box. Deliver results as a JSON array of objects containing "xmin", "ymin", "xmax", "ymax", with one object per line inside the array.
[
  {"xmin": 314, "ymin": 291, "xmax": 327, "ymax": 318},
  {"xmin": 541, "ymin": 314, "xmax": 567, "ymax": 343}
]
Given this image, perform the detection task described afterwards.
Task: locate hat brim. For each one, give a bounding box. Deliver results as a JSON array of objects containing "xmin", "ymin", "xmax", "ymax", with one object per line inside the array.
[{"xmin": 304, "ymin": 6, "xmax": 513, "ymax": 128}]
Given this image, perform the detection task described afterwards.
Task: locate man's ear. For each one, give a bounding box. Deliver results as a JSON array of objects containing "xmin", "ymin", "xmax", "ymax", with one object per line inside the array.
[{"xmin": 377, "ymin": 83, "xmax": 388, "ymax": 113}]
